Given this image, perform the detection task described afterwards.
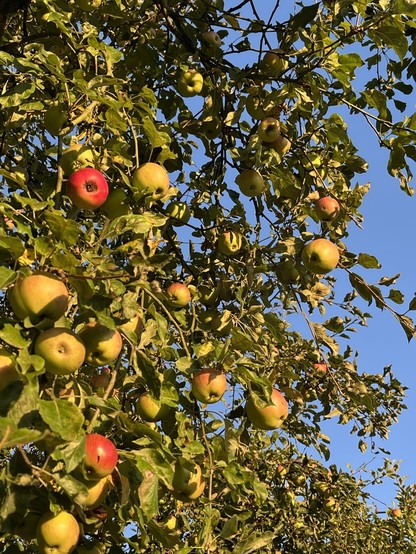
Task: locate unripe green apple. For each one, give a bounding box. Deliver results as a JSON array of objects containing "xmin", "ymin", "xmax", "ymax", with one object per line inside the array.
[
  {"xmin": 0, "ymin": 348, "xmax": 19, "ymax": 392},
  {"xmin": 261, "ymin": 51, "xmax": 289, "ymax": 75},
  {"xmin": 166, "ymin": 201, "xmax": 191, "ymax": 225},
  {"xmin": 201, "ymin": 31, "xmax": 222, "ymax": 49},
  {"xmin": 76, "ymin": 476, "xmax": 111, "ymax": 510},
  {"xmin": 172, "ymin": 461, "xmax": 205, "ymax": 502},
  {"xmin": 258, "ymin": 117, "xmax": 281, "ymax": 143},
  {"xmin": 323, "ymin": 496, "xmax": 338, "ymax": 514},
  {"xmin": 8, "ymin": 272, "xmax": 69, "ymax": 325},
  {"xmin": 235, "ymin": 169, "xmax": 265, "ymax": 197},
  {"xmin": 166, "ymin": 282, "xmax": 191, "ymax": 307},
  {"xmin": 269, "ymin": 134, "xmax": 291, "ymax": 156},
  {"xmin": 217, "ymin": 230, "xmax": 243, "ymax": 256},
  {"xmin": 100, "ymin": 189, "xmax": 130, "ymax": 219},
  {"xmin": 78, "ymin": 322, "xmax": 123, "ymax": 367},
  {"xmin": 314, "ymin": 196, "xmax": 340, "ymax": 221},
  {"xmin": 36, "ymin": 511, "xmax": 80, "ymax": 554},
  {"xmin": 59, "ymin": 144, "xmax": 96, "ymax": 176},
  {"xmin": 191, "ymin": 368, "xmax": 227, "ymax": 404},
  {"xmin": 246, "ymin": 94, "xmax": 270, "ymax": 120},
  {"xmin": 135, "ymin": 392, "xmax": 170, "ymax": 422},
  {"xmin": 246, "ymin": 388, "xmax": 289, "ymax": 430},
  {"xmin": 177, "ymin": 70, "xmax": 204, "ymax": 98},
  {"xmin": 198, "ymin": 284, "xmax": 218, "ymax": 306},
  {"xmin": 44, "ymin": 105, "xmax": 68, "ymax": 136},
  {"xmin": 132, "ymin": 162, "xmax": 170, "ymax": 201},
  {"xmin": 34, "ymin": 327, "xmax": 86, "ymax": 376},
  {"xmin": 301, "ymin": 238, "xmax": 340, "ymax": 274}
]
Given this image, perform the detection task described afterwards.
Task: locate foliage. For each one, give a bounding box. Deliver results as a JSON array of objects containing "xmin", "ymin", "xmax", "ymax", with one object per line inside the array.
[{"xmin": 0, "ymin": 0, "xmax": 416, "ymax": 552}]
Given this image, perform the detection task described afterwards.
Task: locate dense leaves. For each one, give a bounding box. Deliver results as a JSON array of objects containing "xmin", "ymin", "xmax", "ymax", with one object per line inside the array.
[{"xmin": 0, "ymin": 0, "xmax": 415, "ymax": 552}]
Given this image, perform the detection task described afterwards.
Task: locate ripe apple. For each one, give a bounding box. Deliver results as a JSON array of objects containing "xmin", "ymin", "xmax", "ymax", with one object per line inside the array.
[
  {"xmin": 119, "ymin": 315, "xmax": 144, "ymax": 343},
  {"xmin": 191, "ymin": 368, "xmax": 227, "ymax": 404},
  {"xmin": 261, "ymin": 51, "xmax": 289, "ymax": 74},
  {"xmin": 166, "ymin": 283, "xmax": 191, "ymax": 308},
  {"xmin": 78, "ymin": 321, "xmax": 123, "ymax": 367},
  {"xmin": 166, "ymin": 201, "xmax": 191, "ymax": 226},
  {"xmin": 198, "ymin": 284, "xmax": 218, "ymax": 306},
  {"xmin": 177, "ymin": 70, "xmax": 204, "ymax": 97},
  {"xmin": 135, "ymin": 392, "xmax": 170, "ymax": 422},
  {"xmin": 77, "ymin": 475, "xmax": 111, "ymax": 510},
  {"xmin": 66, "ymin": 168, "xmax": 109, "ymax": 210},
  {"xmin": 246, "ymin": 388, "xmax": 289, "ymax": 430},
  {"xmin": 44, "ymin": 105, "xmax": 68, "ymax": 136},
  {"xmin": 132, "ymin": 162, "xmax": 170, "ymax": 201},
  {"xmin": 269, "ymin": 134, "xmax": 291, "ymax": 156},
  {"xmin": 83, "ymin": 433, "xmax": 118, "ymax": 480},
  {"xmin": 301, "ymin": 238, "xmax": 340, "ymax": 274},
  {"xmin": 257, "ymin": 117, "xmax": 281, "ymax": 143},
  {"xmin": 235, "ymin": 169, "xmax": 265, "ymax": 197},
  {"xmin": 34, "ymin": 327, "xmax": 86, "ymax": 376},
  {"xmin": 201, "ymin": 31, "xmax": 222, "ymax": 49},
  {"xmin": 8, "ymin": 272, "xmax": 69, "ymax": 325},
  {"xmin": 314, "ymin": 196, "xmax": 340, "ymax": 221},
  {"xmin": 74, "ymin": 0, "xmax": 102, "ymax": 10},
  {"xmin": 217, "ymin": 230, "xmax": 243, "ymax": 256},
  {"xmin": 172, "ymin": 461, "xmax": 205, "ymax": 501},
  {"xmin": 391, "ymin": 507, "xmax": 402, "ymax": 518},
  {"xmin": 36, "ymin": 511, "xmax": 80, "ymax": 554},
  {"xmin": 100, "ymin": 189, "xmax": 129, "ymax": 219},
  {"xmin": 0, "ymin": 348, "xmax": 19, "ymax": 392},
  {"xmin": 59, "ymin": 144, "xmax": 96, "ymax": 176},
  {"xmin": 90, "ymin": 367, "xmax": 111, "ymax": 391},
  {"xmin": 313, "ymin": 362, "xmax": 328, "ymax": 375}
]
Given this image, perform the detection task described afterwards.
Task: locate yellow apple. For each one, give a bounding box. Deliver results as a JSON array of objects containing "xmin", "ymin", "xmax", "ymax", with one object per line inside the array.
[
  {"xmin": 59, "ymin": 144, "xmax": 96, "ymax": 176},
  {"xmin": 269, "ymin": 134, "xmax": 291, "ymax": 156},
  {"xmin": 246, "ymin": 388, "xmax": 289, "ymax": 430},
  {"xmin": 177, "ymin": 70, "xmax": 204, "ymax": 97},
  {"xmin": 34, "ymin": 327, "xmax": 86, "ymax": 376},
  {"xmin": 132, "ymin": 162, "xmax": 170, "ymax": 201},
  {"xmin": 261, "ymin": 51, "xmax": 289, "ymax": 75},
  {"xmin": 236, "ymin": 169, "xmax": 265, "ymax": 197},
  {"xmin": 135, "ymin": 392, "xmax": 170, "ymax": 422},
  {"xmin": 78, "ymin": 322, "xmax": 123, "ymax": 366},
  {"xmin": 100, "ymin": 189, "xmax": 130, "ymax": 219},
  {"xmin": 301, "ymin": 238, "xmax": 340, "ymax": 274},
  {"xmin": 36, "ymin": 511, "xmax": 80, "ymax": 554},
  {"xmin": 172, "ymin": 461, "xmax": 205, "ymax": 502},
  {"xmin": 0, "ymin": 348, "xmax": 19, "ymax": 391},
  {"xmin": 217, "ymin": 230, "xmax": 243, "ymax": 256},
  {"xmin": 76, "ymin": 476, "xmax": 111, "ymax": 510},
  {"xmin": 258, "ymin": 117, "xmax": 281, "ymax": 143},
  {"xmin": 166, "ymin": 201, "xmax": 191, "ymax": 226}
]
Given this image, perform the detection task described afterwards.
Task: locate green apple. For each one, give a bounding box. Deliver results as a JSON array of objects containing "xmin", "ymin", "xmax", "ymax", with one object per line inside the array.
[
  {"xmin": 59, "ymin": 144, "xmax": 96, "ymax": 176},
  {"xmin": 132, "ymin": 162, "xmax": 170, "ymax": 200},
  {"xmin": 301, "ymin": 238, "xmax": 340, "ymax": 274},
  {"xmin": 236, "ymin": 169, "xmax": 265, "ymax": 197},
  {"xmin": 76, "ymin": 476, "xmax": 111, "ymax": 510},
  {"xmin": 0, "ymin": 348, "xmax": 19, "ymax": 392},
  {"xmin": 246, "ymin": 388, "xmax": 289, "ymax": 430},
  {"xmin": 34, "ymin": 328, "xmax": 86, "ymax": 376},
  {"xmin": 172, "ymin": 461, "xmax": 205, "ymax": 501},
  {"xmin": 323, "ymin": 496, "xmax": 338, "ymax": 514},
  {"xmin": 8, "ymin": 272, "xmax": 69, "ymax": 325},
  {"xmin": 191, "ymin": 368, "xmax": 227, "ymax": 404},
  {"xmin": 135, "ymin": 392, "xmax": 170, "ymax": 422},
  {"xmin": 166, "ymin": 201, "xmax": 191, "ymax": 226},
  {"xmin": 201, "ymin": 31, "xmax": 222, "ymax": 49},
  {"xmin": 269, "ymin": 134, "xmax": 291, "ymax": 156},
  {"xmin": 36, "ymin": 511, "xmax": 80, "ymax": 554},
  {"xmin": 198, "ymin": 284, "xmax": 218, "ymax": 306},
  {"xmin": 261, "ymin": 51, "xmax": 289, "ymax": 75},
  {"xmin": 119, "ymin": 315, "xmax": 144, "ymax": 343},
  {"xmin": 258, "ymin": 117, "xmax": 281, "ymax": 143},
  {"xmin": 74, "ymin": 0, "xmax": 102, "ymax": 10},
  {"xmin": 177, "ymin": 70, "xmax": 204, "ymax": 97},
  {"xmin": 100, "ymin": 189, "xmax": 130, "ymax": 219},
  {"xmin": 314, "ymin": 196, "xmax": 340, "ymax": 221},
  {"xmin": 78, "ymin": 322, "xmax": 123, "ymax": 366},
  {"xmin": 199, "ymin": 117, "xmax": 222, "ymax": 139},
  {"xmin": 217, "ymin": 230, "xmax": 243, "ymax": 256},
  {"xmin": 276, "ymin": 260, "xmax": 300, "ymax": 284},
  {"xmin": 166, "ymin": 283, "xmax": 191, "ymax": 307},
  {"xmin": 44, "ymin": 105, "xmax": 68, "ymax": 136}
]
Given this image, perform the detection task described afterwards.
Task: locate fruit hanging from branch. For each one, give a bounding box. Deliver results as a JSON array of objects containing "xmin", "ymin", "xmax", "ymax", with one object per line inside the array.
[
  {"xmin": 66, "ymin": 168, "xmax": 109, "ymax": 210},
  {"xmin": 301, "ymin": 238, "xmax": 340, "ymax": 274},
  {"xmin": 246, "ymin": 388, "xmax": 289, "ymax": 430}
]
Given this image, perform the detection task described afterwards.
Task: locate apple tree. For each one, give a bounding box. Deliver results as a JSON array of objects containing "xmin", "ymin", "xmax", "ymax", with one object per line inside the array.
[{"xmin": 0, "ymin": 0, "xmax": 416, "ymax": 552}]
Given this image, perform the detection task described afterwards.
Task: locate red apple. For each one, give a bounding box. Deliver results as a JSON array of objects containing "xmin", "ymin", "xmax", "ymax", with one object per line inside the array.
[
  {"xmin": 246, "ymin": 388, "xmax": 289, "ymax": 430},
  {"xmin": 391, "ymin": 507, "xmax": 402, "ymax": 518},
  {"xmin": 90, "ymin": 367, "xmax": 112, "ymax": 391},
  {"xmin": 313, "ymin": 362, "xmax": 328, "ymax": 375},
  {"xmin": 83, "ymin": 434, "xmax": 118, "ymax": 480},
  {"xmin": 314, "ymin": 196, "xmax": 340, "ymax": 221},
  {"xmin": 166, "ymin": 283, "xmax": 191, "ymax": 308},
  {"xmin": 191, "ymin": 368, "xmax": 227, "ymax": 404},
  {"xmin": 66, "ymin": 168, "xmax": 109, "ymax": 210}
]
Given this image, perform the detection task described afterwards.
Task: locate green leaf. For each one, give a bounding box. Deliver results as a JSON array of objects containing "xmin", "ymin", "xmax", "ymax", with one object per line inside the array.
[
  {"xmin": 138, "ymin": 469, "xmax": 159, "ymax": 520},
  {"xmin": 0, "ymin": 418, "xmax": 44, "ymax": 449},
  {"xmin": 43, "ymin": 210, "xmax": 81, "ymax": 247},
  {"xmin": 357, "ymin": 253, "xmax": 381, "ymax": 269},
  {"xmin": 39, "ymin": 399, "xmax": 84, "ymax": 441},
  {"xmin": 232, "ymin": 531, "xmax": 275, "ymax": 554},
  {"xmin": 52, "ymin": 438, "xmax": 86, "ymax": 473},
  {"xmin": 388, "ymin": 289, "xmax": 404, "ymax": 304},
  {"xmin": 0, "ymin": 267, "xmax": 15, "ymax": 289}
]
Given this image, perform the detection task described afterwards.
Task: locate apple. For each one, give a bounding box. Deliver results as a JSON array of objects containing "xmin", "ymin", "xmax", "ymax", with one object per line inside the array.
[
  {"xmin": 201, "ymin": 31, "xmax": 222, "ymax": 49},
  {"xmin": 291, "ymin": 473, "xmax": 306, "ymax": 487},
  {"xmin": 90, "ymin": 367, "xmax": 111, "ymax": 391},
  {"xmin": 261, "ymin": 51, "xmax": 289, "ymax": 75},
  {"xmin": 246, "ymin": 94, "xmax": 272, "ymax": 120},
  {"xmin": 132, "ymin": 162, "xmax": 170, "ymax": 201},
  {"xmin": 77, "ymin": 475, "xmax": 111, "ymax": 510},
  {"xmin": 165, "ymin": 515, "xmax": 177, "ymax": 530},
  {"xmin": 0, "ymin": 348, "xmax": 19, "ymax": 392},
  {"xmin": 59, "ymin": 144, "xmax": 96, "ymax": 176},
  {"xmin": 246, "ymin": 388, "xmax": 289, "ymax": 430},
  {"xmin": 323, "ymin": 496, "xmax": 338, "ymax": 514},
  {"xmin": 66, "ymin": 168, "xmax": 109, "ymax": 210},
  {"xmin": 269, "ymin": 134, "xmax": 291, "ymax": 156},
  {"xmin": 166, "ymin": 283, "xmax": 191, "ymax": 308},
  {"xmin": 78, "ymin": 322, "xmax": 123, "ymax": 367},
  {"xmin": 199, "ymin": 117, "xmax": 222, "ymax": 139},
  {"xmin": 276, "ymin": 259, "xmax": 300, "ymax": 284},
  {"xmin": 8, "ymin": 272, "xmax": 69, "ymax": 325},
  {"xmin": 83, "ymin": 433, "xmax": 118, "ymax": 480},
  {"xmin": 34, "ymin": 327, "xmax": 86, "ymax": 376},
  {"xmin": 119, "ymin": 315, "xmax": 144, "ymax": 342},
  {"xmin": 198, "ymin": 284, "xmax": 218, "ymax": 306},
  {"xmin": 301, "ymin": 238, "xmax": 340, "ymax": 274},
  {"xmin": 172, "ymin": 461, "xmax": 205, "ymax": 501},
  {"xmin": 177, "ymin": 70, "xmax": 204, "ymax": 97},
  {"xmin": 217, "ymin": 230, "xmax": 243, "ymax": 256},
  {"xmin": 166, "ymin": 201, "xmax": 191, "ymax": 226},
  {"xmin": 44, "ymin": 105, "xmax": 68, "ymax": 136},
  {"xmin": 191, "ymin": 368, "xmax": 227, "ymax": 404},
  {"xmin": 391, "ymin": 507, "xmax": 402, "ymax": 518},
  {"xmin": 235, "ymin": 169, "xmax": 265, "ymax": 197},
  {"xmin": 74, "ymin": 0, "xmax": 102, "ymax": 10},
  {"xmin": 135, "ymin": 392, "xmax": 170, "ymax": 422},
  {"xmin": 313, "ymin": 362, "xmax": 328, "ymax": 375},
  {"xmin": 276, "ymin": 464, "xmax": 288, "ymax": 479},
  {"xmin": 257, "ymin": 117, "xmax": 281, "ymax": 143},
  {"xmin": 36, "ymin": 511, "xmax": 80, "ymax": 554},
  {"xmin": 314, "ymin": 196, "xmax": 340, "ymax": 221},
  {"xmin": 100, "ymin": 189, "xmax": 129, "ymax": 219}
]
